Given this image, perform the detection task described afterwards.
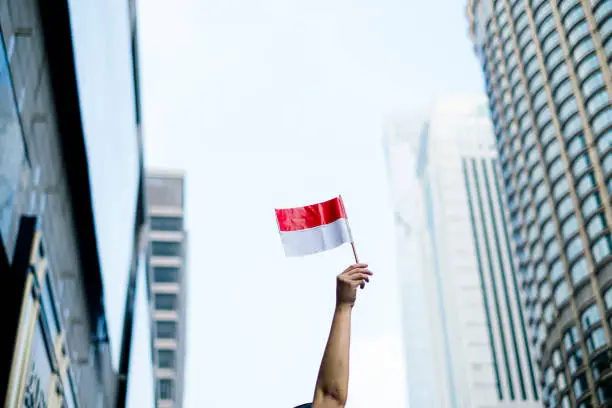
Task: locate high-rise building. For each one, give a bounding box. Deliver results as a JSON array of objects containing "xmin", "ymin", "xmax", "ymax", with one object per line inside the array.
[
  {"xmin": 467, "ymin": 1, "xmax": 612, "ymax": 406},
  {"xmin": 0, "ymin": 0, "xmax": 150, "ymax": 407},
  {"xmin": 388, "ymin": 95, "xmax": 540, "ymax": 408},
  {"xmin": 146, "ymin": 170, "xmax": 188, "ymax": 408}
]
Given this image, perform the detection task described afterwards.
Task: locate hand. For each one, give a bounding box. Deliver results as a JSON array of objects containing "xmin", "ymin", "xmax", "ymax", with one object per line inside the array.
[{"xmin": 336, "ymin": 263, "xmax": 372, "ymax": 308}]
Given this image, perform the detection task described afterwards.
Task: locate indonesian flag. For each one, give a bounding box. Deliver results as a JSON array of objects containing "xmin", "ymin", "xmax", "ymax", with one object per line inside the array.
[{"xmin": 275, "ymin": 196, "xmax": 353, "ymax": 257}]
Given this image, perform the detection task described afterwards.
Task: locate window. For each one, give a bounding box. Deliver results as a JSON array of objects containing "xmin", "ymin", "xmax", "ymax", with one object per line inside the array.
[
  {"xmin": 151, "ymin": 216, "xmax": 183, "ymax": 232},
  {"xmin": 155, "ymin": 294, "xmax": 177, "ymax": 311},
  {"xmin": 566, "ymin": 235, "xmax": 583, "ymax": 261},
  {"xmin": 568, "ymin": 347, "xmax": 584, "ymax": 374},
  {"xmin": 592, "ymin": 235, "xmax": 612, "ymax": 263},
  {"xmin": 564, "ymin": 326, "xmax": 579, "ymax": 350},
  {"xmin": 154, "ymin": 266, "xmax": 179, "ymax": 283},
  {"xmin": 581, "ymin": 304, "xmax": 601, "ymax": 330},
  {"xmin": 592, "ymin": 352, "xmax": 611, "ymax": 380},
  {"xmin": 557, "ymin": 371, "xmax": 567, "ymax": 391},
  {"xmin": 598, "ymin": 377, "xmax": 612, "ymax": 404},
  {"xmin": 544, "ymin": 302, "xmax": 555, "ymax": 324},
  {"xmin": 156, "ymin": 321, "xmax": 177, "ymax": 339},
  {"xmin": 586, "ymin": 327, "xmax": 606, "ymax": 354},
  {"xmin": 576, "ymin": 173, "xmax": 596, "ymax": 198},
  {"xmin": 605, "ymin": 287, "xmax": 612, "ymax": 309},
  {"xmin": 561, "ymin": 216, "xmax": 578, "ymax": 240},
  {"xmin": 587, "ymin": 213, "xmax": 607, "ymax": 238},
  {"xmin": 157, "ymin": 349, "xmax": 175, "ymax": 369},
  {"xmin": 571, "ymin": 258, "xmax": 588, "ymax": 285},
  {"xmin": 554, "ymin": 280, "xmax": 569, "ymax": 306},
  {"xmin": 551, "ymin": 259, "xmax": 564, "ymax": 282},
  {"xmin": 151, "ymin": 241, "xmax": 182, "ymax": 257},
  {"xmin": 158, "ymin": 379, "xmax": 174, "ymax": 400},
  {"xmin": 574, "ymin": 373, "xmax": 588, "ymax": 399}
]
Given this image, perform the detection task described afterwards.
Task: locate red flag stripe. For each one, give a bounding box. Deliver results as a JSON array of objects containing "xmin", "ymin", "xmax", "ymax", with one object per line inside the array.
[{"xmin": 275, "ymin": 197, "xmax": 347, "ymax": 232}]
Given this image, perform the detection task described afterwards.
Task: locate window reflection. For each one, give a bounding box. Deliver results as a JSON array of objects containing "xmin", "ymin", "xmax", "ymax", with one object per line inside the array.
[{"xmin": 0, "ymin": 30, "xmax": 27, "ymax": 246}]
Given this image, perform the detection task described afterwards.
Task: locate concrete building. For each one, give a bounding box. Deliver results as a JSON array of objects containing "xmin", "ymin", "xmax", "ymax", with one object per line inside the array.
[
  {"xmin": 0, "ymin": 0, "xmax": 151, "ymax": 407},
  {"xmin": 146, "ymin": 170, "xmax": 188, "ymax": 408},
  {"xmin": 467, "ymin": 1, "xmax": 612, "ymax": 406},
  {"xmin": 387, "ymin": 96, "xmax": 540, "ymax": 408}
]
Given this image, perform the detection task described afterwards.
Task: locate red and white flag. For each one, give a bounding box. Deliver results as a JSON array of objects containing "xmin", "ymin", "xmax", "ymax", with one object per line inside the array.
[{"xmin": 274, "ymin": 196, "xmax": 354, "ymax": 257}]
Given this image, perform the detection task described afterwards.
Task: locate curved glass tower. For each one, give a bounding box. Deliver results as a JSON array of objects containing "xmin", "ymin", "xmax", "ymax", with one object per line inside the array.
[{"xmin": 467, "ymin": 1, "xmax": 612, "ymax": 407}]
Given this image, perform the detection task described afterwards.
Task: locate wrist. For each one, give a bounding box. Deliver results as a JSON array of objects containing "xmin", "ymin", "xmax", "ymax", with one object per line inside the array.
[{"xmin": 335, "ymin": 302, "xmax": 353, "ymax": 313}]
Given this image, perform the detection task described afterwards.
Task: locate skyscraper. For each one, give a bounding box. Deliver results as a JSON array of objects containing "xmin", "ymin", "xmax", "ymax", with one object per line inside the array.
[
  {"xmin": 467, "ymin": 1, "xmax": 612, "ymax": 406},
  {"xmin": 146, "ymin": 170, "xmax": 188, "ymax": 408},
  {"xmin": 388, "ymin": 95, "xmax": 540, "ymax": 408},
  {"xmin": 1, "ymin": 0, "xmax": 151, "ymax": 407}
]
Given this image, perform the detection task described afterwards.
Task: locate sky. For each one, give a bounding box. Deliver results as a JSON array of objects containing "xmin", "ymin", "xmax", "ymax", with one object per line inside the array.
[{"xmin": 135, "ymin": 0, "xmax": 484, "ymax": 406}]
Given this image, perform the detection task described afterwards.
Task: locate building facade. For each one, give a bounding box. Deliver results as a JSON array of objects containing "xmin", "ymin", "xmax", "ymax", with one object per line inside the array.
[
  {"xmin": 146, "ymin": 170, "xmax": 188, "ymax": 408},
  {"xmin": 0, "ymin": 0, "xmax": 150, "ymax": 407},
  {"xmin": 389, "ymin": 95, "xmax": 541, "ymax": 408},
  {"xmin": 467, "ymin": 0, "xmax": 612, "ymax": 406}
]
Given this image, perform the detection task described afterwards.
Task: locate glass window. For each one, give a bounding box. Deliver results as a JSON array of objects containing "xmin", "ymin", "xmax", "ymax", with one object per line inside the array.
[
  {"xmin": 540, "ymin": 280, "xmax": 552, "ymax": 301},
  {"xmin": 155, "ymin": 293, "xmax": 177, "ymax": 311},
  {"xmin": 563, "ymin": 3, "xmax": 585, "ymax": 28},
  {"xmin": 151, "ymin": 241, "xmax": 182, "ymax": 257},
  {"xmin": 574, "ymin": 373, "xmax": 588, "ymax": 399},
  {"xmin": 563, "ymin": 113, "xmax": 582, "ymax": 136},
  {"xmin": 592, "ymin": 235, "xmax": 612, "ymax": 263},
  {"xmin": 573, "ymin": 37, "xmax": 595, "ymax": 61},
  {"xmin": 597, "ymin": 378, "xmax": 612, "ymax": 404},
  {"xmin": 551, "ymin": 258, "xmax": 564, "ymax": 282},
  {"xmin": 566, "ymin": 133, "xmax": 586, "ymax": 157},
  {"xmin": 554, "ymin": 280, "xmax": 569, "ymax": 306},
  {"xmin": 546, "ymin": 240, "xmax": 560, "ymax": 262},
  {"xmin": 558, "ymin": 97, "xmax": 578, "ymax": 122},
  {"xmin": 553, "ymin": 180, "xmax": 570, "ymax": 203},
  {"xmin": 587, "ymin": 90, "xmax": 611, "ymax": 117},
  {"xmin": 564, "ymin": 326, "xmax": 579, "ymax": 350},
  {"xmin": 603, "ymin": 151, "xmax": 612, "ymax": 175},
  {"xmin": 571, "ymin": 152, "xmax": 591, "ymax": 175},
  {"xmin": 567, "ymin": 21, "xmax": 589, "ymax": 47},
  {"xmin": 566, "ymin": 235, "xmax": 583, "ymax": 261},
  {"xmin": 592, "ymin": 107, "xmax": 612, "ymax": 134},
  {"xmin": 552, "ymin": 348, "xmax": 562, "ymax": 368},
  {"xmin": 154, "ymin": 266, "xmax": 179, "ymax": 283},
  {"xmin": 597, "ymin": 128, "xmax": 612, "ymax": 155},
  {"xmin": 541, "ymin": 32, "xmax": 560, "ymax": 56},
  {"xmin": 586, "ymin": 327, "xmax": 606, "ymax": 353},
  {"xmin": 576, "ymin": 172, "xmax": 596, "ymax": 198},
  {"xmin": 150, "ymin": 216, "xmax": 183, "ymax": 232},
  {"xmin": 587, "ymin": 213, "xmax": 607, "ymax": 238},
  {"xmin": 571, "ymin": 257, "xmax": 589, "ymax": 285},
  {"xmin": 605, "ymin": 286, "xmax": 612, "ymax": 309},
  {"xmin": 561, "ymin": 215, "xmax": 578, "ymax": 240},
  {"xmin": 582, "ymin": 71, "xmax": 605, "ymax": 98},
  {"xmin": 158, "ymin": 379, "xmax": 174, "ymax": 400},
  {"xmin": 157, "ymin": 349, "xmax": 175, "ymax": 369},
  {"xmin": 557, "ymin": 195, "xmax": 573, "ymax": 219},
  {"xmin": 581, "ymin": 193, "xmax": 601, "ymax": 220},
  {"xmin": 557, "ymin": 371, "xmax": 567, "ymax": 391},
  {"xmin": 544, "ymin": 302, "xmax": 555, "ymax": 324},
  {"xmin": 155, "ymin": 321, "xmax": 177, "ymax": 339},
  {"xmin": 568, "ymin": 348, "xmax": 584, "ymax": 374},
  {"xmin": 581, "ymin": 304, "xmax": 601, "ymax": 330},
  {"xmin": 592, "ymin": 352, "xmax": 611, "ymax": 380},
  {"xmin": 544, "ymin": 140, "xmax": 561, "ymax": 163},
  {"xmin": 576, "ymin": 54, "xmax": 600, "ymax": 80}
]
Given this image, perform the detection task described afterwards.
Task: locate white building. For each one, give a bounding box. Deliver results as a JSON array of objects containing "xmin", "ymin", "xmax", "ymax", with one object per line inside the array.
[{"xmin": 386, "ymin": 95, "xmax": 540, "ymax": 408}]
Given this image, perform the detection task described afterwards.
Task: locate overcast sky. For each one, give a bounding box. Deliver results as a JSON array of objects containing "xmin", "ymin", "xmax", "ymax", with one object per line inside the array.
[{"xmin": 135, "ymin": 0, "xmax": 483, "ymax": 406}]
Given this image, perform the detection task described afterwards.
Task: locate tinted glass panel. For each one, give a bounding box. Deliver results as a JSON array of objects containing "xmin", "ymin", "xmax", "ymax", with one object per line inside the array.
[
  {"xmin": 155, "ymin": 294, "xmax": 177, "ymax": 311},
  {"xmin": 150, "ymin": 216, "xmax": 183, "ymax": 232},
  {"xmin": 153, "ymin": 266, "xmax": 179, "ymax": 283},
  {"xmin": 157, "ymin": 349, "xmax": 175, "ymax": 369},
  {"xmin": 156, "ymin": 321, "xmax": 177, "ymax": 339},
  {"xmin": 151, "ymin": 241, "xmax": 182, "ymax": 257}
]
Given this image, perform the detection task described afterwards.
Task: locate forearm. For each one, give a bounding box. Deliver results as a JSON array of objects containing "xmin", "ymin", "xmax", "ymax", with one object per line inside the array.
[{"xmin": 313, "ymin": 304, "xmax": 352, "ymax": 406}]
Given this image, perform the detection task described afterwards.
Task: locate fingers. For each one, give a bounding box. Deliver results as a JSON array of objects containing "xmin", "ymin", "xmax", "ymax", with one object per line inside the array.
[{"xmin": 342, "ymin": 263, "xmax": 369, "ymax": 274}]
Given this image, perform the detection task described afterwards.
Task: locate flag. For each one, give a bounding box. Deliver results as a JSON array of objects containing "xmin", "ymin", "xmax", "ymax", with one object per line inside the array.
[{"xmin": 274, "ymin": 196, "xmax": 353, "ymax": 257}]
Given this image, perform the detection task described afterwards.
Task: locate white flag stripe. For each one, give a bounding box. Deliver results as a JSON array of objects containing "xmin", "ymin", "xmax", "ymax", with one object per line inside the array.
[{"xmin": 279, "ymin": 217, "xmax": 351, "ymax": 257}]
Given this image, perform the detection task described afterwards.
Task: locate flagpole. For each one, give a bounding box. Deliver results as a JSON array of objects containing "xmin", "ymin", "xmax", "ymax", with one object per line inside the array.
[{"xmin": 339, "ymin": 194, "xmax": 359, "ymax": 263}]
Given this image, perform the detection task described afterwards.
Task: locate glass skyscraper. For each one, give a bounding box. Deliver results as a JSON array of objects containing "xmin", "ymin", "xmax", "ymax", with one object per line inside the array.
[
  {"xmin": 388, "ymin": 95, "xmax": 540, "ymax": 408},
  {"xmin": 467, "ymin": 1, "xmax": 612, "ymax": 406}
]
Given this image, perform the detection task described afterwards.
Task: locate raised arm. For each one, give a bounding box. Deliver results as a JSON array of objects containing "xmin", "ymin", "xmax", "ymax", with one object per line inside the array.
[{"xmin": 312, "ymin": 264, "xmax": 372, "ymax": 408}]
